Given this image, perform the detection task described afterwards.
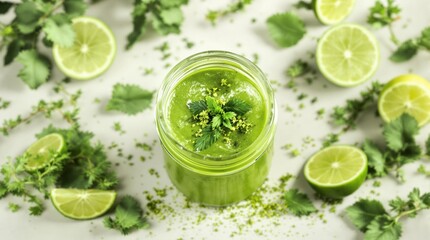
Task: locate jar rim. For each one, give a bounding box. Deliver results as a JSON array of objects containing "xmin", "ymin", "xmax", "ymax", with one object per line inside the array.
[{"xmin": 156, "ymin": 50, "xmax": 277, "ymax": 171}]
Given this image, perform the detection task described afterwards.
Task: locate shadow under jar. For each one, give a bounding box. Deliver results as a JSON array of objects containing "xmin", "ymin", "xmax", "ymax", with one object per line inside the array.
[{"xmin": 156, "ymin": 51, "xmax": 276, "ymax": 206}]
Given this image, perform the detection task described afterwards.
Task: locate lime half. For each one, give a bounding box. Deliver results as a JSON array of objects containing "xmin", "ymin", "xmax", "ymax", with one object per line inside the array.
[
  {"xmin": 53, "ymin": 16, "xmax": 116, "ymax": 80},
  {"xmin": 304, "ymin": 145, "xmax": 367, "ymax": 199},
  {"xmin": 316, "ymin": 24, "xmax": 379, "ymax": 87},
  {"xmin": 378, "ymin": 74, "xmax": 430, "ymax": 126},
  {"xmin": 313, "ymin": 0, "xmax": 356, "ymax": 25},
  {"xmin": 51, "ymin": 188, "xmax": 116, "ymax": 220},
  {"xmin": 25, "ymin": 133, "xmax": 65, "ymax": 171}
]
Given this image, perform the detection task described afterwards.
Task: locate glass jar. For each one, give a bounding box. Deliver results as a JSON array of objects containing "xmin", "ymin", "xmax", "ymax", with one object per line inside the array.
[{"xmin": 156, "ymin": 51, "xmax": 276, "ymax": 206}]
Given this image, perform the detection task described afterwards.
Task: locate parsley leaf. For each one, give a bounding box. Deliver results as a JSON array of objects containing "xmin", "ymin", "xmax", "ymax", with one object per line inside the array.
[
  {"xmin": 364, "ymin": 215, "xmax": 402, "ymax": 240},
  {"xmin": 106, "ymin": 83, "xmax": 154, "ymax": 115},
  {"xmin": 266, "ymin": 12, "xmax": 306, "ymax": 48},
  {"xmin": 15, "ymin": 1, "xmax": 44, "ymax": 34},
  {"xmin": 16, "ymin": 50, "xmax": 51, "ymax": 89},
  {"xmin": 367, "ymin": 0, "xmax": 401, "ymax": 45},
  {"xmin": 43, "ymin": 14, "xmax": 75, "ymax": 48},
  {"xmin": 284, "ymin": 189, "xmax": 317, "ymax": 216},
  {"xmin": 362, "ymin": 140, "xmax": 386, "ymax": 178},
  {"xmin": 383, "ymin": 113, "xmax": 419, "ymax": 152},
  {"xmin": 346, "ymin": 199, "xmax": 387, "ymax": 232},
  {"xmin": 104, "ymin": 195, "xmax": 149, "ymax": 235}
]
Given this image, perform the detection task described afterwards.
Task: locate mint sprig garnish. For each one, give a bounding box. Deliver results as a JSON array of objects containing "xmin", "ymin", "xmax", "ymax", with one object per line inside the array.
[{"xmin": 188, "ymin": 95, "xmax": 252, "ymax": 152}]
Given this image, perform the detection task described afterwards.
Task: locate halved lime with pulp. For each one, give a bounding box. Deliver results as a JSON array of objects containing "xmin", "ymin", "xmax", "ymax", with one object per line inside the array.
[
  {"xmin": 51, "ymin": 188, "xmax": 116, "ymax": 220},
  {"xmin": 316, "ymin": 24, "xmax": 380, "ymax": 87},
  {"xmin": 313, "ymin": 0, "xmax": 356, "ymax": 25},
  {"xmin": 304, "ymin": 145, "xmax": 367, "ymax": 199},
  {"xmin": 378, "ymin": 74, "xmax": 430, "ymax": 126},
  {"xmin": 53, "ymin": 16, "xmax": 117, "ymax": 80},
  {"xmin": 25, "ymin": 133, "xmax": 65, "ymax": 171}
]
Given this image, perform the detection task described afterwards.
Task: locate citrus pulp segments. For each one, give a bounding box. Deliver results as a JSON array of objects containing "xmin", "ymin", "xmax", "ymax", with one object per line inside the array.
[
  {"xmin": 51, "ymin": 188, "xmax": 116, "ymax": 220},
  {"xmin": 52, "ymin": 16, "xmax": 117, "ymax": 80},
  {"xmin": 313, "ymin": 0, "xmax": 356, "ymax": 25},
  {"xmin": 378, "ymin": 74, "xmax": 430, "ymax": 126},
  {"xmin": 25, "ymin": 133, "xmax": 65, "ymax": 171},
  {"xmin": 316, "ymin": 24, "xmax": 380, "ymax": 87}
]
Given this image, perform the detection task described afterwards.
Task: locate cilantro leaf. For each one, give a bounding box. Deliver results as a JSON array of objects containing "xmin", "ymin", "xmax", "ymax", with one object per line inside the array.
[
  {"xmin": 346, "ymin": 199, "xmax": 387, "ymax": 232},
  {"xmin": 16, "ymin": 50, "xmax": 51, "ymax": 90},
  {"xmin": 160, "ymin": 8, "xmax": 183, "ymax": 25},
  {"xmin": 224, "ymin": 99, "xmax": 252, "ymax": 115},
  {"xmin": 367, "ymin": 0, "xmax": 401, "ymax": 29},
  {"xmin": 43, "ymin": 14, "xmax": 76, "ymax": 48},
  {"xmin": 4, "ymin": 40, "xmax": 21, "ymax": 66},
  {"xmin": 364, "ymin": 215, "xmax": 402, "ymax": 240},
  {"xmin": 383, "ymin": 114, "xmax": 419, "ymax": 152},
  {"xmin": 63, "ymin": 0, "xmax": 87, "ymax": 17},
  {"xmin": 284, "ymin": 189, "xmax": 317, "ymax": 217},
  {"xmin": 188, "ymin": 100, "xmax": 207, "ymax": 115},
  {"xmin": 194, "ymin": 127, "xmax": 221, "ymax": 152},
  {"xmin": 14, "ymin": 2, "xmax": 44, "ymax": 34},
  {"xmin": 106, "ymin": 83, "xmax": 154, "ymax": 115},
  {"xmin": 104, "ymin": 195, "xmax": 149, "ymax": 235},
  {"xmin": 389, "ymin": 39, "xmax": 419, "ymax": 63},
  {"xmin": 362, "ymin": 140, "xmax": 386, "ymax": 178},
  {"xmin": 266, "ymin": 12, "xmax": 306, "ymax": 48},
  {"xmin": 0, "ymin": 1, "xmax": 14, "ymax": 14},
  {"xmin": 419, "ymin": 27, "xmax": 430, "ymax": 50}
]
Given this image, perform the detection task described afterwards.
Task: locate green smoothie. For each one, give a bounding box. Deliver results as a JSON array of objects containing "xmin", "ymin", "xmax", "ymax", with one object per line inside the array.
[{"xmin": 156, "ymin": 51, "xmax": 276, "ymax": 206}]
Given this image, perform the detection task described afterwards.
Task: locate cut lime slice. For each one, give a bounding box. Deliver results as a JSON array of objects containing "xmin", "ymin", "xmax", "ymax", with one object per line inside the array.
[
  {"xmin": 378, "ymin": 74, "xmax": 430, "ymax": 126},
  {"xmin": 316, "ymin": 24, "xmax": 380, "ymax": 87},
  {"xmin": 304, "ymin": 145, "xmax": 367, "ymax": 199},
  {"xmin": 25, "ymin": 133, "xmax": 65, "ymax": 171},
  {"xmin": 53, "ymin": 16, "xmax": 116, "ymax": 80},
  {"xmin": 313, "ymin": 0, "xmax": 356, "ymax": 25},
  {"xmin": 51, "ymin": 188, "xmax": 116, "ymax": 220}
]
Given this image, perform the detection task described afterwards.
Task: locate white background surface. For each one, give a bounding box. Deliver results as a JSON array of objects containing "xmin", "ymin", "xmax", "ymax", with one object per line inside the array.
[{"xmin": 1, "ymin": 0, "xmax": 430, "ymax": 239}]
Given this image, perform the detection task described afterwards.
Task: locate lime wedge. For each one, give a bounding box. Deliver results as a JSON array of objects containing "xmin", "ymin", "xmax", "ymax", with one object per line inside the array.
[
  {"xmin": 53, "ymin": 16, "xmax": 116, "ymax": 80},
  {"xmin": 316, "ymin": 24, "xmax": 380, "ymax": 87},
  {"xmin": 51, "ymin": 188, "xmax": 116, "ymax": 220},
  {"xmin": 378, "ymin": 74, "xmax": 430, "ymax": 126},
  {"xmin": 313, "ymin": 0, "xmax": 356, "ymax": 25},
  {"xmin": 25, "ymin": 133, "xmax": 65, "ymax": 171},
  {"xmin": 304, "ymin": 145, "xmax": 367, "ymax": 199}
]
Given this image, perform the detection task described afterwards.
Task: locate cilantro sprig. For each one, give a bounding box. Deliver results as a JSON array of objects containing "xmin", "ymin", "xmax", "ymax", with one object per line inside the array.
[
  {"xmin": 206, "ymin": 0, "xmax": 253, "ymax": 26},
  {"xmin": 0, "ymin": 0, "xmax": 87, "ymax": 89},
  {"xmin": 188, "ymin": 93, "xmax": 252, "ymax": 151},
  {"xmin": 367, "ymin": 0, "xmax": 401, "ymax": 45},
  {"xmin": 346, "ymin": 188, "xmax": 430, "ymax": 240},
  {"xmin": 284, "ymin": 189, "xmax": 317, "ymax": 217},
  {"xmin": 106, "ymin": 83, "xmax": 154, "ymax": 116},
  {"xmin": 126, "ymin": 0, "xmax": 188, "ymax": 49}
]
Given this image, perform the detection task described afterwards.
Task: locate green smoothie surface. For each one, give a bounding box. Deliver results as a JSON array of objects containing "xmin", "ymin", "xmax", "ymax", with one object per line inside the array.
[{"xmin": 167, "ymin": 68, "xmax": 267, "ymax": 157}]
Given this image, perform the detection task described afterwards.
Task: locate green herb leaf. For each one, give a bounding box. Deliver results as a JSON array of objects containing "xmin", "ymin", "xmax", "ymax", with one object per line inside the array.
[
  {"xmin": 14, "ymin": 1, "xmax": 44, "ymax": 34},
  {"xmin": 194, "ymin": 127, "xmax": 221, "ymax": 152},
  {"xmin": 104, "ymin": 196, "xmax": 149, "ymax": 235},
  {"xmin": 43, "ymin": 14, "xmax": 75, "ymax": 48},
  {"xmin": 63, "ymin": 0, "xmax": 87, "ymax": 16},
  {"xmin": 367, "ymin": 0, "xmax": 401, "ymax": 29},
  {"xmin": 126, "ymin": 1, "xmax": 147, "ymax": 50},
  {"xmin": 106, "ymin": 83, "xmax": 154, "ymax": 115},
  {"xmin": 284, "ymin": 189, "xmax": 317, "ymax": 217},
  {"xmin": 206, "ymin": 96, "xmax": 222, "ymax": 114},
  {"xmin": 0, "ymin": 2, "xmax": 14, "ymax": 14},
  {"xmin": 383, "ymin": 114, "xmax": 419, "ymax": 152},
  {"xmin": 286, "ymin": 60, "xmax": 311, "ymax": 78},
  {"xmin": 160, "ymin": 8, "xmax": 183, "ymax": 25},
  {"xmin": 419, "ymin": 27, "xmax": 430, "ymax": 50},
  {"xmin": 205, "ymin": 0, "xmax": 253, "ymax": 25},
  {"xmin": 16, "ymin": 50, "xmax": 51, "ymax": 90},
  {"xmin": 4, "ymin": 40, "xmax": 21, "ymax": 66},
  {"xmin": 364, "ymin": 215, "xmax": 402, "ymax": 240},
  {"xmin": 363, "ymin": 140, "xmax": 386, "ymax": 178},
  {"xmin": 346, "ymin": 199, "xmax": 387, "ymax": 232},
  {"xmin": 212, "ymin": 115, "xmax": 222, "ymax": 129},
  {"xmin": 426, "ymin": 135, "xmax": 430, "ymax": 156},
  {"xmin": 266, "ymin": 12, "xmax": 306, "ymax": 48},
  {"xmin": 224, "ymin": 98, "xmax": 252, "ymax": 115},
  {"xmin": 389, "ymin": 40, "xmax": 419, "ymax": 63},
  {"xmin": 188, "ymin": 100, "xmax": 208, "ymax": 115},
  {"xmin": 160, "ymin": 0, "xmax": 189, "ymax": 7}
]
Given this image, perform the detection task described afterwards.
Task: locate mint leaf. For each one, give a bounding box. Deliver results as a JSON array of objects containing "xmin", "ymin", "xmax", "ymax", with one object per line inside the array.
[
  {"xmin": 63, "ymin": 0, "xmax": 87, "ymax": 17},
  {"xmin": 224, "ymin": 98, "xmax": 252, "ymax": 115},
  {"xmin": 0, "ymin": 1, "xmax": 14, "ymax": 14},
  {"xmin": 266, "ymin": 12, "xmax": 306, "ymax": 48},
  {"xmin": 284, "ymin": 189, "xmax": 317, "ymax": 217},
  {"xmin": 363, "ymin": 140, "xmax": 386, "ymax": 178},
  {"xmin": 16, "ymin": 50, "xmax": 51, "ymax": 89},
  {"xmin": 188, "ymin": 100, "xmax": 207, "ymax": 115},
  {"xmin": 106, "ymin": 83, "xmax": 154, "ymax": 115},
  {"xmin": 43, "ymin": 14, "xmax": 75, "ymax": 48},
  {"xmin": 364, "ymin": 215, "xmax": 402, "ymax": 240},
  {"xmin": 390, "ymin": 40, "xmax": 419, "ymax": 63},
  {"xmin": 383, "ymin": 114, "xmax": 419, "ymax": 152},
  {"xmin": 346, "ymin": 199, "xmax": 387, "ymax": 232},
  {"xmin": 104, "ymin": 195, "xmax": 149, "ymax": 235},
  {"xmin": 15, "ymin": 2, "xmax": 44, "ymax": 34}
]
